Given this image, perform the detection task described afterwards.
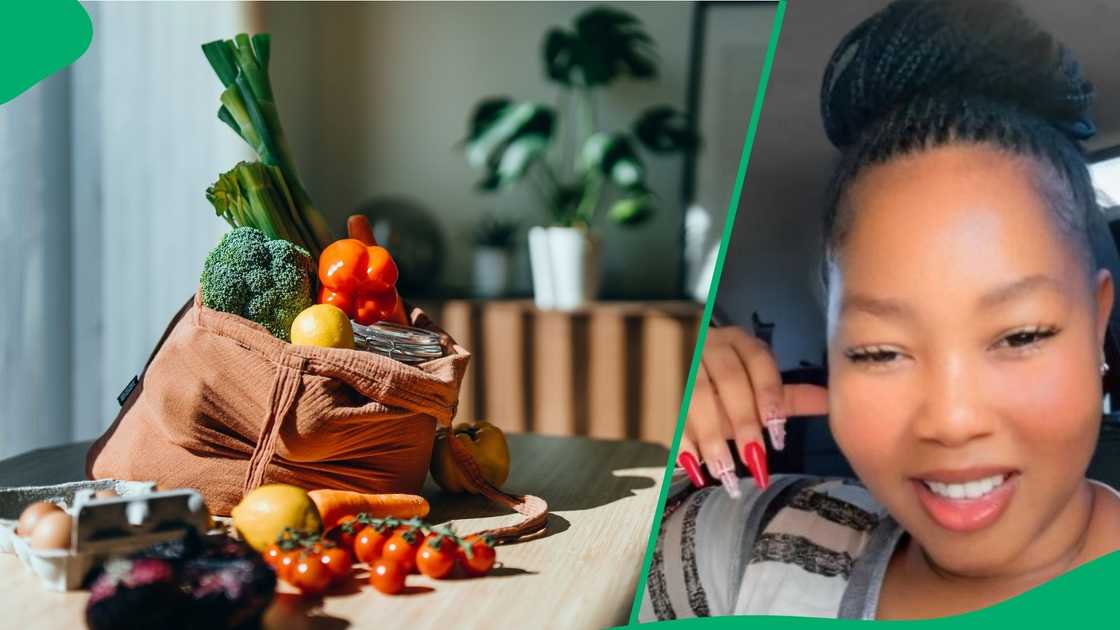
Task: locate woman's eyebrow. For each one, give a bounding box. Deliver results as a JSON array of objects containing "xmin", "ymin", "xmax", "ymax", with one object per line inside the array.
[
  {"xmin": 977, "ymin": 274, "xmax": 1064, "ymax": 310},
  {"xmin": 839, "ymin": 294, "xmax": 913, "ymax": 320},
  {"xmin": 839, "ymin": 274, "xmax": 1063, "ymax": 321}
]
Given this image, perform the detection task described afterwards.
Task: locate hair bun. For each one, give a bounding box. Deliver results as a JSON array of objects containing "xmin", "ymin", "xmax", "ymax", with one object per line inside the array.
[{"xmin": 820, "ymin": 0, "xmax": 1095, "ymax": 148}]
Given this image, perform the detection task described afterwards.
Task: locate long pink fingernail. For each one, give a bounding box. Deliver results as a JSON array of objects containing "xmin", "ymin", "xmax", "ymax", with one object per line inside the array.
[
  {"xmin": 765, "ymin": 417, "xmax": 787, "ymax": 451},
  {"xmin": 707, "ymin": 459, "xmax": 742, "ymax": 500}
]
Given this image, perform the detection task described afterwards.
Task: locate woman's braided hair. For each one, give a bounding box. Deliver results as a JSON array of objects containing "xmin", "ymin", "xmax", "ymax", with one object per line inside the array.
[{"xmin": 820, "ymin": 0, "xmax": 1100, "ymax": 275}]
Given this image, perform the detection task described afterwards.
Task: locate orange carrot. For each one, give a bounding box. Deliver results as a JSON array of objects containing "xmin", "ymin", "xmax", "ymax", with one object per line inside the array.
[{"xmin": 308, "ymin": 489, "xmax": 430, "ymax": 530}]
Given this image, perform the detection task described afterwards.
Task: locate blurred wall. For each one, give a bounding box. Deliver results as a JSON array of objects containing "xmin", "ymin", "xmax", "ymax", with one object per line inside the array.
[
  {"xmin": 262, "ymin": 1, "xmax": 697, "ymax": 298},
  {"xmin": 0, "ymin": 72, "xmax": 72, "ymax": 459},
  {"xmin": 74, "ymin": 2, "xmax": 251, "ymax": 439},
  {"xmin": 715, "ymin": 0, "xmax": 1120, "ymax": 370}
]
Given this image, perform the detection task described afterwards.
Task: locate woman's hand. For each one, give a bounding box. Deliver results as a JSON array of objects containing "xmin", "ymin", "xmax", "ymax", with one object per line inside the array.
[{"xmin": 678, "ymin": 326, "xmax": 828, "ymax": 497}]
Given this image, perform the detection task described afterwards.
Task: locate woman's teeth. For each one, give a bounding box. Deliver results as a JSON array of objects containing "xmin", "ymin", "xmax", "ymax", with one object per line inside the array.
[{"xmin": 922, "ymin": 474, "xmax": 1006, "ymax": 500}]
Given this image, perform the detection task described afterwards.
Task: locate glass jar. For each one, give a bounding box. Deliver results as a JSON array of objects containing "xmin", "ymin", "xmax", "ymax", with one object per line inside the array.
[{"xmin": 350, "ymin": 321, "xmax": 445, "ymax": 364}]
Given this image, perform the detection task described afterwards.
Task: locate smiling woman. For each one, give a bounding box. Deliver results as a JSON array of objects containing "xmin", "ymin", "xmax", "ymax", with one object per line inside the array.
[{"xmin": 640, "ymin": 0, "xmax": 1120, "ymax": 621}]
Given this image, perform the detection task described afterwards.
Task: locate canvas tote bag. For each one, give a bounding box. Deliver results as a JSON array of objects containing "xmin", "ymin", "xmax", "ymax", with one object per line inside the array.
[{"xmin": 87, "ymin": 292, "xmax": 547, "ymax": 541}]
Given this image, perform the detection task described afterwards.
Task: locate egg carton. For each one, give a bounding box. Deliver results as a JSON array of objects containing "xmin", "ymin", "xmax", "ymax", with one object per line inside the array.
[{"xmin": 0, "ymin": 480, "xmax": 209, "ymax": 591}]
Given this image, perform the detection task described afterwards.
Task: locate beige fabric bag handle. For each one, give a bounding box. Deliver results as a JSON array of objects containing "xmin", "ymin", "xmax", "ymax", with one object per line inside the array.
[{"xmin": 446, "ymin": 434, "xmax": 550, "ymax": 544}]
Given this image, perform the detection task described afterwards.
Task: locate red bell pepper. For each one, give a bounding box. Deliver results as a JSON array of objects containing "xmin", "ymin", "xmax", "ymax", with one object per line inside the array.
[{"xmin": 317, "ymin": 219, "xmax": 407, "ymax": 325}]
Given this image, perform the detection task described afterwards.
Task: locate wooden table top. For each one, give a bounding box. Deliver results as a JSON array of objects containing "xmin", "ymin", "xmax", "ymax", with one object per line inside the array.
[{"xmin": 0, "ymin": 434, "xmax": 666, "ymax": 630}]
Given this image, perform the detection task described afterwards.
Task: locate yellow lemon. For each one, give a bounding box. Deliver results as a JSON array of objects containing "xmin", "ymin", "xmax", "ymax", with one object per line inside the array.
[
  {"xmin": 230, "ymin": 484, "xmax": 322, "ymax": 551},
  {"xmin": 290, "ymin": 304, "xmax": 355, "ymax": 349}
]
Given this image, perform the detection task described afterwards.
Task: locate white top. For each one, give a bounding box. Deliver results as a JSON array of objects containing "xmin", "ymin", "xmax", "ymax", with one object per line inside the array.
[{"xmin": 638, "ymin": 474, "xmax": 1119, "ymax": 621}]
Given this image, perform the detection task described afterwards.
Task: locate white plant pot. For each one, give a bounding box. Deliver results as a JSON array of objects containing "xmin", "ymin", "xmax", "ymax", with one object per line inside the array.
[
  {"xmin": 527, "ymin": 226, "xmax": 600, "ymax": 310},
  {"xmin": 472, "ymin": 246, "xmax": 512, "ymax": 298}
]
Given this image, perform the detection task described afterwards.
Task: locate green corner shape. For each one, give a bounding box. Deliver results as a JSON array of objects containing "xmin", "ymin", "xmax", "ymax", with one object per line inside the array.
[{"xmin": 0, "ymin": 0, "xmax": 92, "ymax": 105}]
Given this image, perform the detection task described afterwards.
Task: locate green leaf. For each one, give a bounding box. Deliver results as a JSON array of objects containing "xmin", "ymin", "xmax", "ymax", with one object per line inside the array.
[
  {"xmin": 570, "ymin": 6, "xmax": 659, "ymax": 87},
  {"xmin": 608, "ymin": 194, "xmax": 654, "ymax": 225},
  {"xmin": 232, "ymin": 33, "xmax": 272, "ymax": 103},
  {"xmin": 619, "ymin": 42, "xmax": 658, "ymax": 80},
  {"xmin": 251, "ymin": 33, "xmax": 271, "ymax": 70},
  {"xmin": 580, "ymin": 133, "xmax": 645, "ymax": 188},
  {"xmin": 201, "ymin": 40, "xmax": 239, "ymax": 87},
  {"xmin": 219, "ymin": 87, "xmax": 263, "ymax": 151},
  {"xmin": 465, "ymin": 101, "xmax": 535, "ymax": 168},
  {"xmin": 633, "ymin": 105, "xmax": 698, "ymax": 153},
  {"xmin": 475, "ymin": 170, "xmax": 502, "ymax": 191},
  {"xmin": 235, "ymin": 74, "xmax": 279, "ymax": 163},
  {"xmin": 543, "ymin": 28, "xmax": 576, "ymax": 85},
  {"xmin": 465, "ymin": 102, "xmax": 555, "ymax": 173},
  {"xmin": 465, "ymin": 97, "xmax": 512, "ymax": 142},
  {"xmin": 578, "ymin": 132, "xmax": 613, "ymax": 172},
  {"xmin": 206, "ymin": 167, "xmax": 240, "ymax": 221},
  {"xmin": 473, "ymin": 214, "xmax": 519, "ymax": 247},
  {"xmin": 217, "ymin": 106, "xmax": 242, "ymax": 137},
  {"xmin": 611, "ymin": 159, "xmax": 642, "ymax": 188},
  {"xmin": 497, "ymin": 135, "xmax": 550, "ymax": 185}
]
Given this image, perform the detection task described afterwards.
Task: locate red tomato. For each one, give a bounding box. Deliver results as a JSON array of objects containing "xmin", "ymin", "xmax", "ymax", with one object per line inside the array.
[
  {"xmin": 416, "ymin": 537, "xmax": 456, "ymax": 579},
  {"xmin": 319, "ymin": 239, "xmax": 369, "ymax": 293},
  {"xmin": 459, "ymin": 535, "xmax": 496, "ymax": 577},
  {"xmin": 329, "ymin": 515, "xmax": 360, "ymax": 550},
  {"xmin": 369, "ymin": 558, "xmax": 407, "ymax": 595},
  {"xmin": 364, "ymin": 246, "xmax": 399, "ymax": 292},
  {"xmin": 319, "ymin": 547, "xmax": 353, "ymax": 583},
  {"xmin": 262, "ymin": 544, "xmax": 285, "ymax": 569},
  {"xmin": 291, "ymin": 554, "xmax": 332, "ymax": 595},
  {"xmin": 353, "ymin": 526, "xmax": 388, "ymax": 564},
  {"xmin": 381, "ymin": 531, "xmax": 421, "ymax": 574},
  {"xmin": 276, "ymin": 551, "xmax": 301, "ymax": 582}
]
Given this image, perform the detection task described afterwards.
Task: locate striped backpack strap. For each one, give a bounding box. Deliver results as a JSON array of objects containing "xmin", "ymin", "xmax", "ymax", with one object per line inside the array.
[{"xmin": 733, "ymin": 478, "xmax": 884, "ymax": 617}]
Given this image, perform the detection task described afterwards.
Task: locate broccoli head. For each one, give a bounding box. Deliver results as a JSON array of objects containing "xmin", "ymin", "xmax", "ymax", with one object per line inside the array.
[{"xmin": 200, "ymin": 226, "xmax": 313, "ymax": 341}]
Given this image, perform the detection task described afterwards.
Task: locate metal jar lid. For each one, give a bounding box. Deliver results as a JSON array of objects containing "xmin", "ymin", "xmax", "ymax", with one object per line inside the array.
[{"xmin": 350, "ymin": 321, "xmax": 446, "ymax": 364}]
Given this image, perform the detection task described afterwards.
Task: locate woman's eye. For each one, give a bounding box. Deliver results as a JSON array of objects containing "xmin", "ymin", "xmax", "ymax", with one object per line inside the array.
[
  {"xmin": 845, "ymin": 347, "xmax": 902, "ymax": 364},
  {"xmin": 995, "ymin": 327, "xmax": 1058, "ymax": 350}
]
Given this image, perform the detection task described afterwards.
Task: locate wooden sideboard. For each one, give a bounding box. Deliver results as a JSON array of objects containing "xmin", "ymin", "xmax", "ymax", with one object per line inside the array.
[{"xmin": 418, "ymin": 300, "xmax": 702, "ymax": 445}]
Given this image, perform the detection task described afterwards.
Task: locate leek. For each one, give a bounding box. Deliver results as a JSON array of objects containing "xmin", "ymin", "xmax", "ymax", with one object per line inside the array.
[{"xmin": 202, "ymin": 33, "xmax": 332, "ymax": 260}]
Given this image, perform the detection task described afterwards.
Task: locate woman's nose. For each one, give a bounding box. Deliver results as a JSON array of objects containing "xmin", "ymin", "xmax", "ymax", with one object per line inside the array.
[{"xmin": 911, "ymin": 355, "xmax": 995, "ymax": 446}]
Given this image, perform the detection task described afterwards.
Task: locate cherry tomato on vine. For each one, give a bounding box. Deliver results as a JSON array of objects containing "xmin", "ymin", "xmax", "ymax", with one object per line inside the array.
[
  {"xmin": 459, "ymin": 535, "xmax": 497, "ymax": 576},
  {"xmin": 319, "ymin": 546, "xmax": 353, "ymax": 583},
  {"xmin": 330, "ymin": 515, "xmax": 361, "ymax": 550},
  {"xmin": 382, "ymin": 531, "xmax": 421, "ymax": 574},
  {"xmin": 276, "ymin": 550, "xmax": 301, "ymax": 582},
  {"xmin": 369, "ymin": 558, "xmax": 407, "ymax": 595},
  {"xmin": 262, "ymin": 543, "xmax": 285, "ymax": 569},
  {"xmin": 291, "ymin": 554, "xmax": 332, "ymax": 594},
  {"xmin": 353, "ymin": 525, "xmax": 389, "ymax": 564},
  {"xmin": 416, "ymin": 536, "xmax": 457, "ymax": 579}
]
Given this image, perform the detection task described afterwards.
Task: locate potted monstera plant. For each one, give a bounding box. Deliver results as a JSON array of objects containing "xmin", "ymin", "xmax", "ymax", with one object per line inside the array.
[{"xmin": 462, "ymin": 6, "xmax": 697, "ymax": 309}]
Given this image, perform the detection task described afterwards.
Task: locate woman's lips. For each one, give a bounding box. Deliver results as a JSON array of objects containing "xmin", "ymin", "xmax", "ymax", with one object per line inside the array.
[{"xmin": 912, "ymin": 470, "xmax": 1020, "ymax": 533}]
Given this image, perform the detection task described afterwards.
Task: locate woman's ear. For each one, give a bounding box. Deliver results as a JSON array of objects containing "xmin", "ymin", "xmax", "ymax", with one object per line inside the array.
[{"xmin": 1095, "ymin": 268, "xmax": 1114, "ymax": 347}]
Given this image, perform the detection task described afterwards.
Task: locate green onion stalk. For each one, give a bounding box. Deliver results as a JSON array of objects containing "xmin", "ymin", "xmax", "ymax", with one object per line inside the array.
[{"xmin": 201, "ymin": 33, "xmax": 332, "ymax": 260}]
